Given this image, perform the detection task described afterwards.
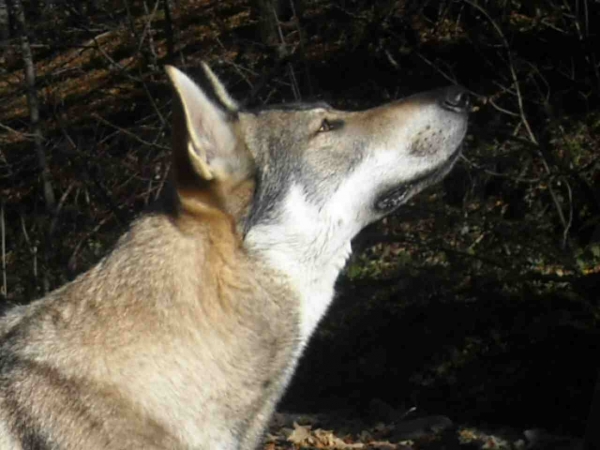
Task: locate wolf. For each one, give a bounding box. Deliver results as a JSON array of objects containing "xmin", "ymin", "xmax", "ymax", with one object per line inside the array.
[{"xmin": 0, "ymin": 62, "xmax": 469, "ymax": 449}]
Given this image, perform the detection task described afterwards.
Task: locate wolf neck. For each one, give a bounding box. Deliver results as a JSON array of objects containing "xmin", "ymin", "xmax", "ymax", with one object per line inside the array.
[{"xmin": 246, "ymin": 184, "xmax": 355, "ymax": 345}]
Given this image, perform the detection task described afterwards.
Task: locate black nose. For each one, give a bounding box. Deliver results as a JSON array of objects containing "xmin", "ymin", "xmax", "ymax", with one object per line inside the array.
[{"xmin": 441, "ymin": 86, "xmax": 470, "ymax": 113}]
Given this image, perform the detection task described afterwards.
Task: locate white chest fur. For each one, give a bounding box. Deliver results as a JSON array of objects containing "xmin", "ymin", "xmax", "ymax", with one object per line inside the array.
[{"xmin": 246, "ymin": 184, "xmax": 354, "ymax": 345}]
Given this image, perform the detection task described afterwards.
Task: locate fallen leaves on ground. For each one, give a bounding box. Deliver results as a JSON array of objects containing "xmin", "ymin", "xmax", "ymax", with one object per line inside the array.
[{"xmin": 264, "ymin": 411, "xmax": 582, "ymax": 450}]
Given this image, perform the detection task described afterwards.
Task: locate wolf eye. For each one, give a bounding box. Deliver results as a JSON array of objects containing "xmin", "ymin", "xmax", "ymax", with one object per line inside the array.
[{"xmin": 318, "ymin": 119, "xmax": 333, "ymax": 133}]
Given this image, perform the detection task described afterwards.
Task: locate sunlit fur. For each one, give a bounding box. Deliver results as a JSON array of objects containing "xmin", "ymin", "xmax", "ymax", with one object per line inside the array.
[{"xmin": 0, "ymin": 65, "xmax": 467, "ymax": 450}]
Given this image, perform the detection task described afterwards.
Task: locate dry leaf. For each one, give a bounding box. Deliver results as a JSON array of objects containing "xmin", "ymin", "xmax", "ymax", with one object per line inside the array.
[
  {"xmin": 314, "ymin": 428, "xmax": 349, "ymax": 448},
  {"xmin": 287, "ymin": 422, "xmax": 313, "ymax": 445}
]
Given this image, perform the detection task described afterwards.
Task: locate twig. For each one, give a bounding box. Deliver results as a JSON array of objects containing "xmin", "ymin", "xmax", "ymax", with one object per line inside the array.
[
  {"xmin": 459, "ymin": 155, "xmax": 541, "ymax": 184},
  {"xmin": 49, "ymin": 182, "xmax": 75, "ymax": 238},
  {"xmin": 20, "ymin": 213, "xmax": 37, "ymax": 279},
  {"xmin": 488, "ymin": 98, "xmax": 519, "ymax": 117},
  {"xmin": 464, "ymin": 1, "xmax": 536, "ymax": 140},
  {"xmin": 0, "ymin": 122, "xmax": 37, "ymax": 139},
  {"xmin": 68, "ymin": 214, "xmax": 113, "ymax": 273},
  {"xmin": 155, "ymin": 160, "xmax": 171, "ymax": 200},
  {"xmin": 562, "ymin": 0, "xmax": 584, "ymax": 41},
  {"xmin": 141, "ymin": 78, "xmax": 166, "ymax": 126},
  {"xmin": 93, "ymin": 114, "xmax": 170, "ymax": 150},
  {"xmin": 463, "ymin": 0, "xmax": 571, "ymax": 247},
  {"xmin": 272, "ymin": 5, "xmax": 301, "ymax": 100},
  {"xmin": 215, "ymin": 38, "xmax": 255, "ymax": 89},
  {"xmin": 139, "ymin": 0, "xmax": 161, "ymax": 63},
  {"xmin": 54, "ymin": 119, "xmax": 128, "ymax": 226},
  {"xmin": 384, "ymin": 49, "xmax": 399, "ymax": 69},
  {"xmin": 91, "ymin": 33, "xmax": 143, "ymax": 78},
  {"xmin": 562, "ymin": 177, "xmax": 573, "ymax": 249},
  {"xmin": 416, "ymin": 52, "xmax": 458, "ymax": 86},
  {"xmin": 288, "ymin": 0, "xmax": 313, "ymax": 96}
]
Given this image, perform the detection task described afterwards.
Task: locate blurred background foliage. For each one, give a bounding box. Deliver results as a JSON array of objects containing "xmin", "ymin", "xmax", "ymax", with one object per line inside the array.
[{"xmin": 0, "ymin": 0, "xmax": 599, "ymax": 435}]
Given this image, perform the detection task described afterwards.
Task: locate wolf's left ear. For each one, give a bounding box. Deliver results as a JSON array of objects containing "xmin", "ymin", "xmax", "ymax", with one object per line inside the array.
[
  {"xmin": 165, "ymin": 65, "xmax": 248, "ymax": 184},
  {"xmin": 201, "ymin": 62, "xmax": 239, "ymax": 113}
]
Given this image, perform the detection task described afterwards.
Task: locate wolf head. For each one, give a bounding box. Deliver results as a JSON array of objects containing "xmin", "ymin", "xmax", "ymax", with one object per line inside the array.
[{"xmin": 165, "ymin": 64, "xmax": 468, "ymax": 340}]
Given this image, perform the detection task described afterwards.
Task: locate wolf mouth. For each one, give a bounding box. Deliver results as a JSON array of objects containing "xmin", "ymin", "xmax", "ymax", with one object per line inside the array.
[{"xmin": 375, "ymin": 146, "xmax": 462, "ymax": 212}]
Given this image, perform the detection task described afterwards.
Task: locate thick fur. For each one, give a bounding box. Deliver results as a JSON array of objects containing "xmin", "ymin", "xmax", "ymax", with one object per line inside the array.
[{"xmin": 0, "ymin": 64, "xmax": 468, "ymax": 449}]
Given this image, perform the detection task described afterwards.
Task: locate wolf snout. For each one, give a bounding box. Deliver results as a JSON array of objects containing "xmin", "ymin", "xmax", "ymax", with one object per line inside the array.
[{"xmin": 440, "ymin": 86, "xmax": 470, "ymax": 113}]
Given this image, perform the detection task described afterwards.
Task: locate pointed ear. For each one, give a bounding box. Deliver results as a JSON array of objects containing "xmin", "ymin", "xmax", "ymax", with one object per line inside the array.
[
  {"xmin": 165, "ymin": 65, "xmax": 248, "ymax": 184},
  {"xmin": 201, "ymin": 62, "xmax": 239, "ymax": 113}
]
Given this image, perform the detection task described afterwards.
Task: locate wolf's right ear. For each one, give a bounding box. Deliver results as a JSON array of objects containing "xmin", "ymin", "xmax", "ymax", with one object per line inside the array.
[{"xmin": 165, "ymin": 65, "xmax": 248, "ymax": 184}]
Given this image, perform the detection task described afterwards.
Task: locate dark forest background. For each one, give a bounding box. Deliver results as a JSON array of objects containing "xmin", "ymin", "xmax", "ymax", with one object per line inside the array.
[{"xmin": 1, "ymin": 0, "xmax": 599, "ymax": 441}]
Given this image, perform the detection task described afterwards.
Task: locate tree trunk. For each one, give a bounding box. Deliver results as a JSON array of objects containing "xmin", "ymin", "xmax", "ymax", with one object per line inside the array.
[
  {"xmin": 9, "ymin": 0, "xmax": 55, "ymax": 293},
  {"xmin": 10, "ymin": 0, "xmax": 55, "ymax": 214},
  {"xmin": 0, "ymin": 0, "xmax": 9, "ymax": 42},
  {"xmin": 251, "ymin": 0, "xmax": 302, "ymax": 57},
  {"xmin": 162, "ymin": 0, "xmax": 175, "ymax": 62}
]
